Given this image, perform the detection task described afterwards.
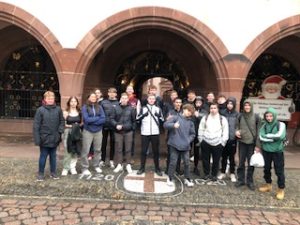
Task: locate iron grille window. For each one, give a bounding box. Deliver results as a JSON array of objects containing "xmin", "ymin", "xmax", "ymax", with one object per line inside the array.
[
  {"xmin": 0, "ymin": 71, "xmax": 60, "ymax": 119},
  {"xmin": 0, "ymin": 45, "xmax": 59, "ymax": 119}
]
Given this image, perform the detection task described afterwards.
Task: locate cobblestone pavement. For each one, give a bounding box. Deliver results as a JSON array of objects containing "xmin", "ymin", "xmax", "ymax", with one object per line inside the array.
[
  {"xmin": 0, "ymin": 197, "xmax": 299, "ymax": 225},
  {"xmin": 0, "ymin": 137, "xmax": 300, "ymax": 225}
]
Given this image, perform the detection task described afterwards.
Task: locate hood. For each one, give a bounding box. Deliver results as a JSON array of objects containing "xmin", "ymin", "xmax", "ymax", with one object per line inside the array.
[
  {"xmin": 226, "ymin": 97, "xmax": 236, "ymax": 110},
  {"xmin": 243, "ymin": 100, "xmax": 253, "ymax": 115},
  {"xmin": 264, "ymin": 107, "xmax": 278, "ymax": 125}
]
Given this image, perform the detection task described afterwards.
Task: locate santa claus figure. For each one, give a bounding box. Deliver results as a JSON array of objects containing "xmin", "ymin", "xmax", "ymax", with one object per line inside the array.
[{"xmin": 259, "ymin": 75, "xmax": 286, "ymax": 99}]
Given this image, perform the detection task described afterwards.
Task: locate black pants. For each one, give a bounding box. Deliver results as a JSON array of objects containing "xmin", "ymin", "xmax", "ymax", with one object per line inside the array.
[
  {"xmin": 168, "ymin": 146, "xmax": 190, "ymax": 180},
  {"xmin": 140, "ymin": 135, "xmax": 160, "ymax": 170},
  {"xmin": 237, "ymin": 142, "xmax": 255, "ymax": 184},
  {"xmin": 262, "ymin": 150, "xmax": 285, "ymax": 189},
  {"xmin": 101, "ymin": 129, "xmax": 115, "ymax": 161},
  {"xmin": 221, "ymin": 140, "xmax": 237, "ymax": 174},
  {"xmin": 131, "ymin": 129, "xmax": 136, "ymax": 156},
  {"xmin": 194, "ymin": 139, "xmax": 201, "ymax": 168},
  {"xmin": 201, "ymin": 141, "xmax": 223, "ymax": 178}
]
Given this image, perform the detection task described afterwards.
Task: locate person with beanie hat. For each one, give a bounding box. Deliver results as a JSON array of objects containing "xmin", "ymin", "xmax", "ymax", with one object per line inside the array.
[
  {"xmin": 258, "ymin": 107, "xmax": 286, "ymax": 200},
  {"xmin": 235, "ymin": 101, "xmax": 261, "ymax": 190},
  {"xmin": 218, "ymin": 97, "xmax": 239, "ymax": 182}
]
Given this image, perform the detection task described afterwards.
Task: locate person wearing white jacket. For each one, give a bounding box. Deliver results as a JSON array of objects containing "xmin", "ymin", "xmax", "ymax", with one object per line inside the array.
[
  {"xmin": 198, "ymin": 102, "xmax": 229, "ymax": 181},
  {"xmin": 136, "ymin": 94, "xmax": 164, "ymax": 176}
]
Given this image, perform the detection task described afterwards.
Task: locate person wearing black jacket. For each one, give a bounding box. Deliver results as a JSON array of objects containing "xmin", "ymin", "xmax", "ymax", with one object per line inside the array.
[
  {"xmin": 100, "ymin": 87, "xmax": 119, "ymax": 168},
  {"xmin": 218, "ymin": 97, "xmax": 239, "ymax": 182},
  {"xmin": 193, "ymin": 96, "xmax": 208, "ymax": 175},
  {"xmin": 33, "ymin": 91, "xmax": 65, "ymax": 181},
  {"xmin": 111, "ymin": 93, "xmax": 136, "ymax": 173}
]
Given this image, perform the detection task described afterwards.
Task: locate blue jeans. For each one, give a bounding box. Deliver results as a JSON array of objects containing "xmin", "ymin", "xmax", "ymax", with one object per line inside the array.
[{"xmin": 39, "ymin": 146, "xmax": 57, "ymax": 175}]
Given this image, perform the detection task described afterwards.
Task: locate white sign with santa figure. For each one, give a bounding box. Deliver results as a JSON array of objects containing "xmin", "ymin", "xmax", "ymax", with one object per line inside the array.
[
  {"xmin": 246, "ymin": 74, "xmax": 294, "ymax": 121},
  {"xmin": 245, "ymin": 97, "xmax": 293, "ymax": 121}
]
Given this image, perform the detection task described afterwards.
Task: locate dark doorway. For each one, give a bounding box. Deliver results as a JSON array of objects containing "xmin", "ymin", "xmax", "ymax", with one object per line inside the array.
[{"xmin": 114, "ymin": 50, "xmax": 188, "ymax": 99}]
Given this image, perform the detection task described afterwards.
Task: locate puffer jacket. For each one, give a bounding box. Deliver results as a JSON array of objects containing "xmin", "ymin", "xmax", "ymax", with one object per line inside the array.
[
  {"xmin": 33, "ymin": 104, "xmax": 65, "ymax": 147},
  {"xmin": 111, "ymin": 104, "xmax": 136, "ymax": 133},
  {"xmin": 100, "ymin": 98, "xmax": 119, "ymax": 129}
]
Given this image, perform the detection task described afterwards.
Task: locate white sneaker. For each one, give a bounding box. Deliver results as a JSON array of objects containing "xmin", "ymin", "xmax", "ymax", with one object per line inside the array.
[
  {"xmin": 126, "ymin": 164, "xmax": 133, "ymax": 174},
  {"xmin": 82, "ymin": 169, "xmax": 91, "ymax": 176},
  {"xmin": 230, "ymin": 173, "xmax": 237, "ymax": 182},
  {"xmin": 190, "ymin": 156, "xmax": 194, "ymax": 162},
  {"xmin": 167, "ymin": 177, "xmax": 175, "ymax": 187},
  {"xmin": 109, "ymin": 160, "xmax": 115, "ymax": 168},
  {"xmin": 61, "ymin": 169, "xmax": 68, "ymax": 176},
  {"xmin": 184, "ymin": 179, "xmax": 194, "ymax": 187},
  {"xmin": 99, "ymin": 161, "xmax": 105, "ymax": 167},
  {"xmin": 95, "ymin": 167, "xmax": 102, "ymax": 173},
  {"xmin": 113, "ymin": 164, "xmax": 123, "ymax": 173},
  {"xmin": 217, "ymin": 173, "xmax": 226, "ymax": 180},
  {"xmin": 70, "ymin": 168, "xmax": 77, "ymax": 175}
]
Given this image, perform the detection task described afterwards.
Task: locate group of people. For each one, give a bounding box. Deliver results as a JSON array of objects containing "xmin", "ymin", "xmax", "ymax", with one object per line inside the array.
[{"xmin": 33, "ymin": 86, "xmax": 287, "ymax": 200}]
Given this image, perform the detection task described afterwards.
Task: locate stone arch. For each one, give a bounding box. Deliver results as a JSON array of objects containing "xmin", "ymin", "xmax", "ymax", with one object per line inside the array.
[
  {"xmin": 0, "ymin": 2, "xmax": 63, "ymax": 81},
  {"xmin": 76, "ymin": 6, "xmax": 229, "ymax": 94},
  {"xmin": 242, "ymin": 15, "xmax": 300, "ymax": 81}
]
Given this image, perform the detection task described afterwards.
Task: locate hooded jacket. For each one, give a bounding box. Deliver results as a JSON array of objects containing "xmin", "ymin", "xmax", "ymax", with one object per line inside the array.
[
  {"xmin": 259, "ymin": 107, "xmax": 286, "ymax": 152},
  {"xmin": 236, "ymin": 101, "xmax": 261, "ymax": 147},
  {"xmin": 164, "ymin": 114, "xmax": 196, "ymax": 151},
  {"xmin": 223, "ymin": 97, "xmax": 239, "ymax": 140},
  {"xmin": 33, "ymin": 104, "xmax": 65, "ymax": 147}
]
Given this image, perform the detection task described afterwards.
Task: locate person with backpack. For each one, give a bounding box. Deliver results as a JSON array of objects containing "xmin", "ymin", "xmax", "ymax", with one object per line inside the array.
[
  {"xmin": 136, "ymin": 93, "xmax": 164, "ymax": 176},
  {"xmin": 198, "ymin": 102, "xmax": 229, "ymax": 182},
  {"xmin": 258, "ymin": 107, "xmax": 286, "ymax": 200},
  {"xmin": 235, "ymin": 101, "xmax": 261, "ymax": 190},
  {"xmin": 218, "ymin": 97, "xmax": 239, "ymax": 182}
]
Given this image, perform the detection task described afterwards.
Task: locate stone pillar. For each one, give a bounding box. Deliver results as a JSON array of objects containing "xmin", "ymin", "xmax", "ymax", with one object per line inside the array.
[
  {"xmin": 55, "ymin": 49, "xmax": 85, "ymax": 109},
  {"xmin": 220, "ymin": 54, "xmax": 253, "ymax": 111}
]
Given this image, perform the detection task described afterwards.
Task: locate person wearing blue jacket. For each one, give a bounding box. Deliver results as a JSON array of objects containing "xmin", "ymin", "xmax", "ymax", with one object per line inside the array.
[
  {"xmin": 81, "ymin": 92, "xmax": 105, "ymax": 176},
  {"xmin": 164, "ymin": 103, "xmax": 196, "ymax": 187}
]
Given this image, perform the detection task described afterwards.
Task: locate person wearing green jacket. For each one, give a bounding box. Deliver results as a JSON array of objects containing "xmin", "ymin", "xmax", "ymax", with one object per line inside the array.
[{"xmin": 258, "ymin": 107, "xmax": 286, "ymax": 200}]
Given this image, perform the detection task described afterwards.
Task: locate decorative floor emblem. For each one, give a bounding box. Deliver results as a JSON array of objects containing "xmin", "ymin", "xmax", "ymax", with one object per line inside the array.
[
  {"xmin": 116, "ymin": 170, "xmax": 183, "ymax": 197},
  {"xmin": 124, "ymin": 171, "xmax": 174, "ymax": 193}
]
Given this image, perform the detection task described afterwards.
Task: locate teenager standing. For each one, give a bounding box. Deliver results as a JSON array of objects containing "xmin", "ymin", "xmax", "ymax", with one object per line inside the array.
[{"xmin": 33, "ymin": 91, "xmax": 64, "ymax": 181}]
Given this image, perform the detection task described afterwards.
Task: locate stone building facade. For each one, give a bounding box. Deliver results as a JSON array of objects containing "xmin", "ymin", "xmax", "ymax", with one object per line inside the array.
[{"xmin": 0, "ymin": 1, "xmax": 299, "ymax": 133}]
